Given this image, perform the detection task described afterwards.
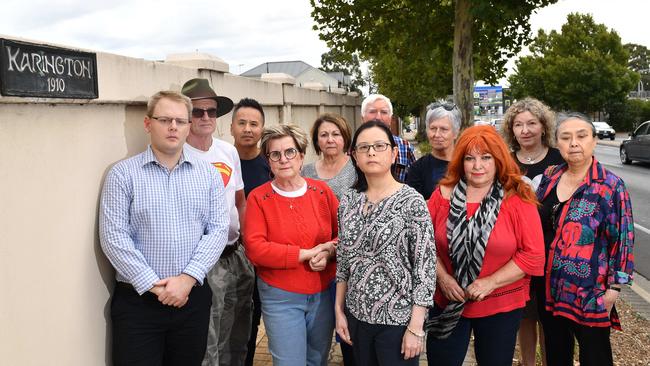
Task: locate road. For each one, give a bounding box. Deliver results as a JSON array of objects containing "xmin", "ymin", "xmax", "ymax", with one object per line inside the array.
[{"xmin": 594, "ymin": 142, "xmax": 650, "ymax": 280}]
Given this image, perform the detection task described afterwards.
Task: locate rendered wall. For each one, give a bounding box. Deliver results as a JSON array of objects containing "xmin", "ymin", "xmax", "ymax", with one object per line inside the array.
[{"xmin": 0, "ymin": 35, "xmax": 359, "ymax": 366}]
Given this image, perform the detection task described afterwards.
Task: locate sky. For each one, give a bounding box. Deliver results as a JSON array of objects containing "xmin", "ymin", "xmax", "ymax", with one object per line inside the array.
[{"xmin": 2, "ymin": 0, "xmax": 650, "ymax": 78}]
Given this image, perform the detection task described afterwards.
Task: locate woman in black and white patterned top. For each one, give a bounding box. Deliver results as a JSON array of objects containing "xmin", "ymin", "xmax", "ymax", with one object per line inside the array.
[{"xmin": 336, "ymin": 120, "xmax": 437, "ymax": 365}]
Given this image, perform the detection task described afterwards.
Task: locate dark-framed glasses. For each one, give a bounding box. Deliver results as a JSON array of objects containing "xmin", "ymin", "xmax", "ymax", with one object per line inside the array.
[
  {"xmin": 150, "ymin": 116, "xmax": 190, "ymax": 126},
  {"xmin": 192, "ymin": 108, "xmax": 218, "ymax": 118},
  {"xmin": 429, "ymin": 102, "xmax": 457, "ymax": 111},
  {"xmin": 267, "ymin": 147, "xmax": 299, "ymax": 162},
  {"xmin": 354, "ymin": 142, "xmax": 391, "ymax": 154}
]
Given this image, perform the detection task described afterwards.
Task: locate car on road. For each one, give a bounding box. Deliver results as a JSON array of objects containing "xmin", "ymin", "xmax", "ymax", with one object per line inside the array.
[
  {"xmin": 593, "ymin": 121, "xmax": 616, "ymax": 140},
  {"xmin": 474, "ymin": 119, "xmax": 498, "ymax": 128},
  {"xmin": 620, "ymin": 120, "xmax": 650, "ymax": 164}
]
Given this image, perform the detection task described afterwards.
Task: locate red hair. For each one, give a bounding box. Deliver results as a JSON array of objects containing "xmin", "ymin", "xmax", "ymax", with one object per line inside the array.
[{"xmin": 439, "ymin": 125, "xmax": 537, "ymax": 205}]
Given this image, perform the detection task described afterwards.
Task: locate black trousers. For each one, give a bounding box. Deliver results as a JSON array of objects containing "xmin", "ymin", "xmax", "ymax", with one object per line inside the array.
[
  {"xmin": 111, "ymin": 281, "xmax": 212, "ymax": 366},
  {"xmin": 538, "ymin": 309, "xmax": 613, "ymax": 366},
  {"xmin": 347, "ymin": 311, "xmax": 419, "ymax": 366},
  {"xmin": 537, "ymin": 287, "xmax": 613, "ymax": 366},
  {"xmin": 426, "ymin": 308, "xmax": 523, "ymax": 366}
]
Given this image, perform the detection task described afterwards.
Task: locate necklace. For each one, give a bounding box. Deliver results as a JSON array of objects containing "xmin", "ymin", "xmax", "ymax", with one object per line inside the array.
[
  {"xmin": 519, "ymin": 147, "xmax": 547, "ymax": 164},
  {"xmin": 364, "ymin": 183, "xmax": 400, "ymax": 214}
]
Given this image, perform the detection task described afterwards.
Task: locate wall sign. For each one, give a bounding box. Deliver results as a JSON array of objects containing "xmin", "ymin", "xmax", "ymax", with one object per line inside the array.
[{"xmin": 0, "ymin": 38, "xmax": 98, "ymax": 99}]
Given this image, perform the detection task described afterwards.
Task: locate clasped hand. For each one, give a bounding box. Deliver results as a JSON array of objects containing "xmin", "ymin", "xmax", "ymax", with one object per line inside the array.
[
  {"xmin": 302, "ymin": 241, "xmax": 337, "ymax": 272},
  {"xmin": 439, "ymin": 274, "xmax": 497, "ymax": 302},
  {"xmin": 149, "ymin": 273, "xmax": 196, "ymax": 308}
]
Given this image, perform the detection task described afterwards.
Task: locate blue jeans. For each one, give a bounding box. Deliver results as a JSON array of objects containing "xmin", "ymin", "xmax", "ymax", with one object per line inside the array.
[
  {"xmin": 426, "ymin": 308, "xmax": 523, "ymax": 366},
  {"xmin": 257, "ymin": 277, "xmax": 334, "ymax": 366}
]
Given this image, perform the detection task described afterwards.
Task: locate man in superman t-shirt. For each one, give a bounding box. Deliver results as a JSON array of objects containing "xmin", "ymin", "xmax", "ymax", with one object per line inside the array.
[{"xmin": 183, "ymin": 78, "xmax": 254, "ymax": 366}]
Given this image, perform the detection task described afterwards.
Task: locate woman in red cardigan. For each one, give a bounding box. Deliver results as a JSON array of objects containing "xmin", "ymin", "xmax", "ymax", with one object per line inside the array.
[
  {"xmin": 426, "ymin": 126, "xmax": 545, "ymax": 366},
  {"xmin": 244, "ymin": 124, "xmax": 338, "ymax": 366}
]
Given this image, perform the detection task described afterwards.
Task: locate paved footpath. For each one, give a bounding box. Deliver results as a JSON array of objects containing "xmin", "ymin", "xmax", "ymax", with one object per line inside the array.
[{"xmin": 251, "ymin": 324, "xmax": 478, "ymax": 366}]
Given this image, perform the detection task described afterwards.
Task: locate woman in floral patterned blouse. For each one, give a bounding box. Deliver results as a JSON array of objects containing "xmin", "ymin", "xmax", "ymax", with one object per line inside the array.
[
  {"xmin": 536, "ymin": 113, "xmax": 634, "ymax": 366},
  {"xmin": 335, "ymin": 120, "xmax": 437, "ymax": 365}
]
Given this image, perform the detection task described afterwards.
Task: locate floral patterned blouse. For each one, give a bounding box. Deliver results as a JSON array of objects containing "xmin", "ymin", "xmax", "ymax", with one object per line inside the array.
[
  {"xmin": 537, "ymin": 158, "xmax": 634, "ymax": 329},
  {"xmin": 337, "ymin": 185, "xmax": 436, "ymax": 326}
]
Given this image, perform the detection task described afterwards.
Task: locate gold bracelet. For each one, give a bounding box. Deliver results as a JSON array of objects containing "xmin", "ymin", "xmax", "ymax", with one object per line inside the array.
[{"xmin": 406, "ymin": 325, "xmax": 425, "ymax": 338}]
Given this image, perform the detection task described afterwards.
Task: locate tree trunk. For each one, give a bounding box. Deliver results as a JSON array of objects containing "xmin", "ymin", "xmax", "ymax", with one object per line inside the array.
[{"xmin": 453, "ymin": 0, "xmax": 474, "ymax": 129}]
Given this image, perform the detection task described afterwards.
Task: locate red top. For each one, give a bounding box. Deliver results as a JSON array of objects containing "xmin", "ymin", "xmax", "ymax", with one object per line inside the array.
[
  {"xmin": 427, "ymin": 188, "xmax": 544, "ymax": 318},
  {"xmin": 244, "ymin": 178, "xmax": 338, "ymax": 295}
]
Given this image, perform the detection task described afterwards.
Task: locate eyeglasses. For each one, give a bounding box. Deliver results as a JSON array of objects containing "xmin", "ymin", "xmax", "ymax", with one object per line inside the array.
[
  {"xmin": 192, "ymin": 108, "xmax": 218, "ymax": 118},
  {"xmin": 354, "ymin": 142, "xmax": 391, "ymax": 154},
  {"xmin": 551, "ymin": 201, "xmax": 563, "ymax": 229},
  {"xmin": 429, "ymin": 102, "xmax": 457, "ymax": 111},
  {"xmin": 267, "ymin": 147, "xmax": 299, "ymax": 162},
  {"xmin": 150, "ymin": 116, "xmax": 190, "ymax": 126}
]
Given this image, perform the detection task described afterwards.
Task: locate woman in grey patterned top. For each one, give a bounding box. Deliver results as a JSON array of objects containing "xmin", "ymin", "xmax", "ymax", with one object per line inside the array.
[
  {"xmin": 302, "ymin": 113, "xmax": 357, "ymax": 200},
  {"xmin": 303, "ymin": 113, "xmax": 358, "ymax": 365},
  {"xmin": 336, "ymin": 121, "xmax": 436, "ymax": 365}
]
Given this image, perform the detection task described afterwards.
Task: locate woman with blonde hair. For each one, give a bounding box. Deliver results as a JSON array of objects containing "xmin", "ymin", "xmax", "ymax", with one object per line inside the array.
[
  {"xmin": 502, "ymin": 97, "xmax": 564, "ymax": 366},
  {"xmin": 244, "ymin": 124, "xmax": 339, "ymax": 366}
]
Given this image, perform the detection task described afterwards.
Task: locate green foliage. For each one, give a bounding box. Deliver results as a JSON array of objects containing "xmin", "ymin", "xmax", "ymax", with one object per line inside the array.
[
  {"xmin": 310, "ymin": 0, "xmax": 557, "ymax": 119},
  {"xmin": 509, "ymin": 13, "xmax": 639, "ymax": 114},
  {"xmin": 417, "ymin": 140, "xmax": 432, "ymax": 156},
  {"xmin": 607, "ymin": 99, "xmax": 650, "ymax": 132},
  {"xmin": 320, "ymin": 49, "xmax": 365, "ymax": 93},
  {"xmin": 625, "ymin": 43, "xmax": 650, "ymax": 91}
]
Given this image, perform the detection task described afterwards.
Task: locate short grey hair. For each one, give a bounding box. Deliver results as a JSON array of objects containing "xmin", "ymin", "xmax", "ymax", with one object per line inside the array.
[
  {"xmin": 425, "ymin": 101, "xmax": 462, "ymax": 133},
  {"xmin": 361, "ymin": 94, "xmax": 393, "ymax": 117},
  {"xmin": 260, "ymin": 124, "xmax": 309, "ymax": 156},
  {"xmin": 556, "ymin": 112, "xmax": 596, "ymax": 137}
]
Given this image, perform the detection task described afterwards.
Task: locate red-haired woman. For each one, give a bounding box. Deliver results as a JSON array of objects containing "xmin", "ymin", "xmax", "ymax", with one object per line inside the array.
[{"xmin": 425, "ymin": 126, "xmax": 545, "ymax": 366}]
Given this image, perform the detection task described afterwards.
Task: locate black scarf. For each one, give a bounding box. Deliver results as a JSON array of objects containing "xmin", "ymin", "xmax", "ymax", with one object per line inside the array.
[{"xmin": 426, "ymin": 179, "xmax": 504, "ymax": 339}]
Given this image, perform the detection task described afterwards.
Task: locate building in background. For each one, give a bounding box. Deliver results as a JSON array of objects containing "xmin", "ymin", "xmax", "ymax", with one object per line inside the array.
[{"xmin": 241, "ymin": 61, "xmax": 351, "ymax": 93}]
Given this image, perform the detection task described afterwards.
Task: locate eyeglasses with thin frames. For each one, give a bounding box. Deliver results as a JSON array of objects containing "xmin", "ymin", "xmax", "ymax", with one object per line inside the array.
[
  {"xmin": 354, "ymin": 142, "xmax": 391, "ymax": 154},
  {"xmin": 150, "ymin": 116, "xmax": 190, "ymax": 126},
  {"xmin": 267, "ymin": 148, "xmax": 299, "ymax": 162}
]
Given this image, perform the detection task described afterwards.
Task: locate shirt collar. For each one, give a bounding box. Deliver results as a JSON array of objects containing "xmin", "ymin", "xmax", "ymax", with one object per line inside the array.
[
  {"xmin": 541, "ymin": 156, "xmax": 604, "ymax": 199},
  {"xmin": 140, "ymin": 145, "xmax": 196, "ymax": 168}
]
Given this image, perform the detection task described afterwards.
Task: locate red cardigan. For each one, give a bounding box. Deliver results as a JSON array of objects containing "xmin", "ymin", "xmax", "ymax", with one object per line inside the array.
[
  {"xmin": 244, "ymin": 179, "xmax": 338, "ymax": 295},
  {"xmin": 427, "ymin": 188, "xmax": 545, "ymax": 318}
]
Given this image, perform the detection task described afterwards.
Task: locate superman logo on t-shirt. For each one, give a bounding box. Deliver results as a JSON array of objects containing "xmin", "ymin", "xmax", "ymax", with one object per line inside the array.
[{"xmin": 211, "ymin": 162, "xmax": 232, "ymax": 187}]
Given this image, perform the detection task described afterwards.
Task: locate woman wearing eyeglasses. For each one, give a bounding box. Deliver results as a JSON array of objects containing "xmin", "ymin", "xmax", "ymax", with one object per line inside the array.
[
  {"xmin": 243, "ymin": 124, "xmax": 339, "ymax": 366},
  {"xmin": 336, "ymin": 120, "xmax": 436, "ymax": 365},
  {"xmin": 406, "ymin": 102, "xmax": 460, "ymax": 199},
  {"xmin": 425, "ymin": 126, "xmax": 544, "ymax": 366},
  {"xmin": 502, "ymin": 97, "xmax": 564, "ymax": 366},
  {"xmin": 536, "ymin": 113, "xmax": 634, "ymax": 366}
]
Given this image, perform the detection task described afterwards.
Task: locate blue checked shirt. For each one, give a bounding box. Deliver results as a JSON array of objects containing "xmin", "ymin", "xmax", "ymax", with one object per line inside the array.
[
  {"xmin": 393, "ymin": 135, "xmax": 416, "ymax": 182},
  {"xmin": 99, "ymin": 146, "xmax": 228, "ymax": 294}
]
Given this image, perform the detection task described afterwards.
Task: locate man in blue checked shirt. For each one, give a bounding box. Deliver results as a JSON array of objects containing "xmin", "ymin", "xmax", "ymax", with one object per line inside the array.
[
  {"xmin": 99, "ymin": 90, "xmax": 229, "ymax": 366},
  {"xmin": 361, "ymin": 94, "xmax": 416, "ymax": 182}
]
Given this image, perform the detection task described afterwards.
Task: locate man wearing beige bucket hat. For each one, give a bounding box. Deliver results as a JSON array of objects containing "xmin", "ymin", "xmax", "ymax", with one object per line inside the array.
[{"xmin": 182, "ymin": 78, "xmax": 254, "ymax": 366}]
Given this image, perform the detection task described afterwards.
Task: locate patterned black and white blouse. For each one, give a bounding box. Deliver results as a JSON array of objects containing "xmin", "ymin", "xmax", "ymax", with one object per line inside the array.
[{"xmin": 337, "ymin": 184, "xmax": 436, "ymax": 326}]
